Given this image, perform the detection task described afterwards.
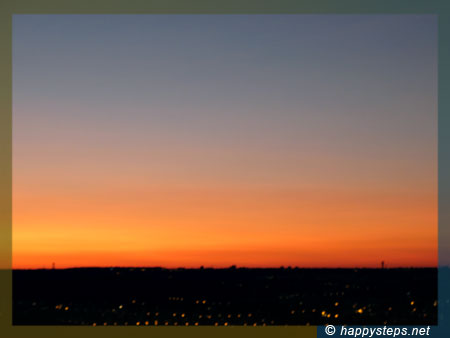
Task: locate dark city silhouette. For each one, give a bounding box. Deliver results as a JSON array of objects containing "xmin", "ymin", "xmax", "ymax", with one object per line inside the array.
[{"xmin": 13, "ymin": 267, "xmax": 437, "ymax": 326}]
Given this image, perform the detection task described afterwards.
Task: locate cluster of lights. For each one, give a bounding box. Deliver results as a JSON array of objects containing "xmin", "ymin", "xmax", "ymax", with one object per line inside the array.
[
  {"xmin": 52, "ymin": 294, "xmax": 438, "ymax": 327},
  {"xmin": 54, "ymin": 304, "xmax": 69, "ymax": 311},
  {"xmin": 168, "ymin": 297, "xmax": 184, "ymax": 301}
]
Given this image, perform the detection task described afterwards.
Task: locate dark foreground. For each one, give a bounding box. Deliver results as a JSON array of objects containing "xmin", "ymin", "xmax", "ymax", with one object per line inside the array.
[{"xmin": 13, "ymin": 267, "xmax": 437, "ymax": 325}]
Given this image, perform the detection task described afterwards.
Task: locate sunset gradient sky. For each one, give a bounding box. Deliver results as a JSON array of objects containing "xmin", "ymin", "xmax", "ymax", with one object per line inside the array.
[{"xmin": 12, "ymin": 15, "xmax": 437, "ymax": 269}]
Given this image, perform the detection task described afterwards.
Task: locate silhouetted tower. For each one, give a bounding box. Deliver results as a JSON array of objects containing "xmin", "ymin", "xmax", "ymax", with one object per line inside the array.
[
  {"xmin": 52, "ymin": 262, "xmax": 55, "ymax": 270},
  {"xmin": 381, "ymin": 261, "xmax": 385, "ymax": 269}
]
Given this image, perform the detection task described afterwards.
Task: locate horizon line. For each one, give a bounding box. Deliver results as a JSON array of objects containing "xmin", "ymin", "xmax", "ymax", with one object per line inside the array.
[{"xmin": 12, "ymin": 265, "xmax": 440, "ymax": 271}]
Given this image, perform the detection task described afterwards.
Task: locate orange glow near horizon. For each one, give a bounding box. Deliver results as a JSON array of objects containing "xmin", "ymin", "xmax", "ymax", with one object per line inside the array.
[{"xmin": 13, "ymin": 182, "xmax": 437, "ymax": 269}]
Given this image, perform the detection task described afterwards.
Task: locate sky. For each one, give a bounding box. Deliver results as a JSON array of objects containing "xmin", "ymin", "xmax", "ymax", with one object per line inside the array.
[{"xmin": 12, "ymin": 14, "xmax": 437, "ymax": 269}]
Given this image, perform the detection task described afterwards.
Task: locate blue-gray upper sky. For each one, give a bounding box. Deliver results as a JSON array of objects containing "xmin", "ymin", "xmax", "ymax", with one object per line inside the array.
[{"xmin": 12, "ymin": 15, "xmax": 437, "ymax": 188}]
